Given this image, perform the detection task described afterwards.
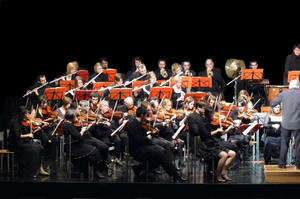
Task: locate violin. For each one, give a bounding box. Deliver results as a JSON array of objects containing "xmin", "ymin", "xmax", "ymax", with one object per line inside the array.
[
  {"xmin": 237, "ymin": 111, "xmax": 253, "ymax": 120},
  {"xmin": 42, "ymin": 106, "xmax": 58, "ymax": 118},
  {"xmin": 128, "ymin": 106, "xmax": 137, "ymax": 115},
  {"xmin": 141, "ymin": 122, "xmax": 160, "ymax": 135},
  {"xmin": 210, "ymin": 112, "xmax": 234, "ymax": 127},
  {"xmin": 102, "ymin": 109, "xmax": 123, "ymax": 119},
  {"xmin": 21, "ymin": 114, "xmax": 49, "ymax": 129}
]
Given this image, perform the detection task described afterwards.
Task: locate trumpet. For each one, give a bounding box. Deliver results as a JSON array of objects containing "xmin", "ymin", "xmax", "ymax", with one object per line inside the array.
[
  {"xmin": 161, "ymin": 69, "xmax": 168, "ymax": 78},
  {"xmin": 207, "ymin": 71, "xmax": 214, "ymax": 77},
  {"xmin": 185, "ymin": 70, "xmax": 193, "ymax": 77}
]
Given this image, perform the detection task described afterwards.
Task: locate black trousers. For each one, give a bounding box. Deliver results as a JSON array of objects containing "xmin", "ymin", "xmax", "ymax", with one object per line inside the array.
[{"xmin": 280, "ymin": 127, "xmax": 300, "ymax": 167}]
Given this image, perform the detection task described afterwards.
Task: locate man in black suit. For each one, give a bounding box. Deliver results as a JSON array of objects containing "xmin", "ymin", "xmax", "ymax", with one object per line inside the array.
[
  {"xmin": 283, "ymin": 43, "xmax": 300, "ymax": 85},
  {"xmin": 270, "ymin": 80, "xmax": 300, "ymax": 168}
]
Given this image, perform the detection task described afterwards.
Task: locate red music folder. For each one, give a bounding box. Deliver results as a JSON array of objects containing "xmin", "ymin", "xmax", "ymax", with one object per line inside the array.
[
  {"xmin": 93, "ymin": 82, "xmax": 114, "ymax": 90},
  {"xmin": 77, "ymin": 70, "xmax": 89, "ymax": 82},
  {"xmin": 288, "ymin": 71, "xmax": 300, "ymax": 83},
  {"xmin": 169, "ymin": 76, "xmax": 193, "ymax": 89},
  {"xmin": 59, "ymin": 80, "xmax": 75, "ymax": 91},
  {"xmin": 132, "ymin": 81, "xmax": 147, "ymax": 92},
  {"xmin": 103, "ymin": 69, "xmax": 117, "ymax": 82},
  {"xmin": 184, "ymin": 92, "xmax": 207, "ymax": 103},
  {"xmin": 109, "ymin": 88, "xmax": 132, "ymax": 100},
  {"xmin": 236, "ymin": 123, "xmax": 262, "ymax": 135},
  {"xmin": 44, "ymin": 87, "xmax": 66, "ymax": 101},
  {"xmin": 149, "ymin": 87, "xmax": 173, "ymax": 99},
  {"xmin": 75, "ymin": 90, "xmax": 101, "ymax": 101},
  {"xmin": 192, "ymin": 77, "xmax": 212, "ymax": 88},
  {"xmin": 241, "ymin": 69, "xmax": 264, "ymax": 80}
]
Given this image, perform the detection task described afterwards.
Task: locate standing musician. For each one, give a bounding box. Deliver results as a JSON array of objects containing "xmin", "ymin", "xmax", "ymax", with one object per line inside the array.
[
  {"xmin": 270, "ymin": 79, "xmax": 300, "ymax": 169},
  {"xmin": 187, "ymin": 100, "xmax": 236, "ymax": 182},
  {"xmin": 126, "ymin": 106, "xmax": 187, "ymax": 182},
  {"xmin": 283, "ymin": 43, "xmax": 300, "ymax": 85},
  {"xmin": 199, "ymin": 58, "xmax": 225, "ymax": 97},
  {"xmin": 171, "ymin": 76, "xmax": 186, "ymax": 109},
  {"xmin": 154, "ymin": 59, "xmax": 172, "ymax": 80},
  {"xmin": 262, "ymin": 104, "xmax": 282, "ymax": 164},
  {"xmin": 9, "ymin": 106, "xmax": 49, "ymax": 177},
  {"xmin": 182, "ymin": 60, "xmax": 196, "ymax": 77},
  {"xmin": 89, "ymin": 62, "xmax": 108, "ymax": 84},
  {"xmin": 63, "ymin": 108, "xmax": 108, "ymax": 179}
]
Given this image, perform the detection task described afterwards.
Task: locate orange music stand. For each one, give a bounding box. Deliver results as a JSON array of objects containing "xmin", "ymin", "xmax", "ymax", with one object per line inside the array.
[
  {"xmin": 44, "ymin": 87, "xmax": 66, "ymax": 101},
  {"xmin": 59, "ymin": 80, "xmax": 75, "ymax": 91},
  {"xmin": 77, "ymin": 70, "xmax": 89, "ymax": 82},
  {"xmin": 241, "ymin": 69, "xmax": 264, "ymax": 80},
  {"xmin": 288, "ymin": 71, "xmax": 300, "ymax": 82},
  {"xmin": 109, "ymin": 88, "xmax": 132, "ymax": 100},
  {"xmin": 192, "ymin": 77, "xmax": 212, "ymax": 88},
  {"xmin": 149, "ymin": 87, "xmax": 173, "ymax": 100},
  {"xmin": 156, "ymin": 80, "xmax": 168, "ymax": 86},
  {"xmin": 132, "ymin": 81, "xmax": 147, "ymax": 92},
  {"xmin": 75, "ymin": 90, "xmax": 100, "ymax": 101},
  {"xmin": 93, "ymin": 82, "xmax": 114, "ymax": 90},
  {"xmin": 169, "ymin": 76, "xmax": 193, "ymax": 89},
  {"xmin": 184, "ymin": 92, "xmax": 207, "ymax": 103},
  {"xmin": 103, "ymin": 69, "xmax": 117, "ymax": 82}
]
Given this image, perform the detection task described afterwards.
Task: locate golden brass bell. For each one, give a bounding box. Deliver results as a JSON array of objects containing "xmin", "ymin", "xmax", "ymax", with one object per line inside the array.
[{"xmin": 225, "ymin": 59, "xmax": 246, "ymax": 79}]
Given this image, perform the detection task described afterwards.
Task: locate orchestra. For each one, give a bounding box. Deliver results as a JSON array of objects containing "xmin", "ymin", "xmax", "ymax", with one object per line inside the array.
[{"xmin": 8, "ymin": 52, "xmax": 300, "ymax": 184}]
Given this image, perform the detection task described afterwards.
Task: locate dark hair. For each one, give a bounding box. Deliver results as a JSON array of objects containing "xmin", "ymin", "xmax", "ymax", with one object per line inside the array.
[
  {"xmin": 294, "ymin": 43, "xmax": 300, "ymax": 49},
  {"xmin": 70, "ymin": 102, "xmax": 78, "ymax": 109},
  {"xmin": 36, "ymin": 75, "xmax": 45, "ymax": 83},
  {"xmin": 136, "ymin": 107, "xmax": 147, "ymax": 118},
  {"xmin": 100, "ymin": 57, "xmax": 109, "ymax": 62},
  {"xmin": 195, "ymin": 100, "xmax": 208, "ymax": 109},
  {"xmin": 90, "ymin": 91, "xmax": 100, "ymax": 100},
  {"xmin": 182, "ymin": 60, "xmax": 191, "ymax": 65},
  {"xmin": 158, "ymin": 59, "xmax": 166, "ymax": 63},
  {"xmin": 65, "ymin": 108, "xmax": 77, "ymax": 121}
]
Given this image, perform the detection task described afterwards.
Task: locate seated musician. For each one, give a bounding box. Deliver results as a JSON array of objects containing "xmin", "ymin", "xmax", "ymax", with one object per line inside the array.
[
  {"xmin": 127, "ymin": 63, "xmax": 148, "ymax": 82},
  {"xmin": 133, "ymin": 71, "xmax": 157, "ymax": 103},
  {"xmin": 171, "ymin": 63, "xmax": 184, "ymax": 76},
  {"xmin": 64, "ymin": 62, "xmax": 78, "ymax": 80},
  {"xmin": 100, "ymin": 57, "xmax": 109, "ymax": 69},
  {"xmin": 65, "ymin": 76, "xmax": 86, "ymax": 99},
  {"xmin": 90, "ymin": 91, "xmax": 101, "ymax": 113},
  {"xmin": 130, "ymin": 56, "xmax": 143, "ymax": 73},
  {"xmin": 238, "ymin": 89, "xmax": 254, "ymax": 111},
  {"xmin": 117, "ymin": 96, "xmax": 137, "ymax": 120},
  {"xmin": 57, "ymin": 96, "xmax": 73, "ymax": 119},
  {"xmin": 126, "ymin": 106, "xmax": 186, "ymax": 182},
  {"xmin": 262, "ymin": 104, "xmax": 282, "ymax": 164},
  {"xmin": 89, "ymin": 100, "xmax": 123, "ymax": 166},
  {"xmin": 63, "ymin": 108, "xmax": 108, "ymax": 179},
  {"xmin": 182, "ymin": 60, "xmax": 196, "ymax": 77},
  {"xmin": 187, "ymin": 100, "xmax": 236, "ymax": 182},
  {"xmin": 89, "ymin": 62, "xmax": 108, "ymax": 84},
  {"xmin": 154, "ymin": 59, "xmax": 172, "ymax": 80},
  {"xmin": 26, "ymin": 75, "xmax": 51, "ymax": 107},
  {"xmin": 171, "ymin": 76, "xmax": 186, "ymax": 109},
  {"xmin": 9, "ymin": 106, "xmax": 49, "ymax": 177},
  {"xmin": 198, "ymin": 58, "xmax": 225, "ymax": 97}
]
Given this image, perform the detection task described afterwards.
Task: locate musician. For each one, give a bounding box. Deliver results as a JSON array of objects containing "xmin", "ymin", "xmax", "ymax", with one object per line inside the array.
[
  {"xmin": 127, "ymin": 64, "xmax": 148, "ymax": 82},
  {"xmin": 199, "ymin": 58, "xmax": 225, "ymax": 97},
  {"xmin": 100, "ymin": 57, "xmax": 109, "ymax": 69},
  {"xmin": 89, "ymin": 62, "xmax": 108, "ymax": 83},
  {"xmin": 182, "ymin": 60, "xmax": 196, "ymax": 77},
  {"xmin": 63, "ymin": 108, "xmax": 108, "ymax": 178},
  {"xmin": 171, "ymin": 76, "xmax": 186, "ymax": 109},
  {"xmin": 130, "ymin": 56, "xmax": 143, "ymax": 73},
  {"xmin": 262, "ymin": 104, "xmax": 282, "ymax": 164},
  {"xmin": 283, "ymin": 43, "xmax": 300, "ymax": 85},
  {"xmin": 134, "ymin": 71, "xmax": 157, "ymax": 102},
  {"xmin": 238, "ymin": 90, "xmax": 254, "ymax": 111},
  {"xmin": 154, "ymin": 59, "xmax": 172, "ymax": 80},
  {"xmin": 26, "ymin": 75, "xmax": 51, "ymax": 107},
  {"xmin": 127, "ymin": 106, "xmax": 186, "ymax": 182},
  {"xmin": 117, "ymin": 96, "xmax": 136, "ymax": 119},
  {"xmin": 171, "ymin": 63, "xmax": 183, "ymax": 76},
  {"xmin": 90, "ymin": 91, "xmax": 100, "ymax": 113},
  {"xmin": 9, "ymin": 106, "xmax": 49, "ymax": 177},
  {"xmin": 187, "ymin": 100, "xmax": 236, "ymax": 182},
  {"xmin": 65, "ymin": 76, "xmax": 86, "ymax": 99},
  {"xmin": 64, "ymin": 62, "xmax": 78, "ymax": 80},
  {"xmin": 90, "ymin": 100, "xmax": 123, "ymax": 165},
  {"xmin": 270, "ymin": 79, "xmax": 300, "ymax": 169},
  {"xmin": 57, "ymin": 96, "xmax": 73, "ymax": 119}
]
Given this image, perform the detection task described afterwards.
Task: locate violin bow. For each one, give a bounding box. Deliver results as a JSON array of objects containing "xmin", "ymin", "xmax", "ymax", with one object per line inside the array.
[
  {"xmin": 110, "ymin": 100, "xmax": 118, "ymax": 122},
  {"xmin": 224, "ymin": 102, "xmax": 234, "ymax": 122},
  {"xmin": 250, "ymin": 98, "xmax": 261, "ymax": 111},
  {"xmin": 153, "ymin": 95, "xmax": 165, "ymax": 127}
]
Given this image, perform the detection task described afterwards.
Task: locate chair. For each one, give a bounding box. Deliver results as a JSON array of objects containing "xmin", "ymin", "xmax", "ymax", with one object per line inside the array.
[{"xmin": 0, "ymin": 130, "xmax": 15, "ymax": 176}]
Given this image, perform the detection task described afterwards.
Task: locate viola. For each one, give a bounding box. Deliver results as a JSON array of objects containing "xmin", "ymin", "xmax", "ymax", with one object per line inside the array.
[
  {"xmin": 21, "ymin": 114, "xmax": 48, "ymax": 129},
  {"xmin": 42, "ymin": 106, "xmax": 58, "ymax": 118},
  {"xmin": 141, "ymin": 122, "xmax": 160, "ymax": 134},
  {"xmin": 103, "ymin": 109, "xmax": 123, "ymax": 118}
]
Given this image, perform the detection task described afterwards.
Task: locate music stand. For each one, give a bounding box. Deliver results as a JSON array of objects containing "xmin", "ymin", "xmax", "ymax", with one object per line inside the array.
[
  {"xmin": 170, "ymin": 76, "xmax": 193, "ymax": 89},
  {"xmin": 109, "ymin": 88, "xmax": 132, "ymax": 100},
  {"xmin": 236, "ymin": 123, "xmax": 262, "ymax": 135},
  {"xmin": 149, "ymin": 87, "xmax": 173, "ymax": 100},
  {"xmin": 77, "ymin": 70, "xmax": 89, "ymax": 82},
  {"xmin": 132, "ymin": 81, "xmax": 147, "ymax": 92},
  {"xmin": 44, "ymin": 87, "xmax": 66, "ymax": 101},
  {"xmin": 156, "ymin": 80, "xmax": 168, "ymax": 86},
  {"xmin": 75, "ymin": 90, "xmax": 99, "ymax": 101},
  {"xmin": 241, "ymin": 69, "xmax": 264, "ymax": 80},
  {"xmin": 103, "ymin": 69, "xmax": 117, "ymax": 82},
  {"xmin": 288, "ymin": 71, "xmax": 300, "ymax": 83},
  {"xmin": 59, "ymin": 80, "xmax": 75, "ymax": 91},
  {"xmin": 184, "ymin": 92, "xmax": 207, "ymax": 103},
  {"xmin": 191, "ymin": 77, "xmax": 212, "ymax": 88},
  {"xmin": 93, "ymin": 82, "xmax": 114, "ymax": 90}
]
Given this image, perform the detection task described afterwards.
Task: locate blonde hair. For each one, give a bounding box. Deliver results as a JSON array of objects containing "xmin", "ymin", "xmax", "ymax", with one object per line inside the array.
[
  {"xmin": 184, "ymin": 97, "xmax": 194, "ymax": 108},
  {"xmin": 66, "ymin": 62, "xmax": 77, "ymax": 75},
  {"xmin": 75, "ymin": 76, "xmax": 83, "ymax": 87},
  {"xmin": 171, "ymin": 63, "xmax": 182, "ymax": 74},
  {"xmin": 162, "ymin": 99, "xmax": 172, "ymax": 109},
  {"xmin": 94, "ymin": 62, "xmax": 102, "ymax": 71},
  {"xmin": 147, "ymin": 71, "xmax": 156, "ymax": 82},
  {"xmin": 174, "ymin": 76, "xmax": 182, "ymax": 84}
]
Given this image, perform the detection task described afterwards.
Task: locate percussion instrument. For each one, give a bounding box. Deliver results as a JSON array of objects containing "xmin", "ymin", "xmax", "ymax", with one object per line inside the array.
[{"xmin": 265, "ymin": 85, "xmax": 289, "ymax": 102}]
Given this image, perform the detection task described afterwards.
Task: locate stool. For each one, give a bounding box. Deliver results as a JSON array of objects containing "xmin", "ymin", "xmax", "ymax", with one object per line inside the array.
[{"xmin": 0, "ymin": 149, "xmax": 15, "ymax": 176}]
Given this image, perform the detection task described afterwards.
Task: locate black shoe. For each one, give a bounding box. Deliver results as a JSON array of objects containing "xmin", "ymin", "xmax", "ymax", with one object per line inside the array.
[
  {"xmin": 278, "ymin": 164, "xmax": 286, "ymax": 168},
  {"xmin": 173, "ymin": 172, "xmax": 187, "ymax": 182}
]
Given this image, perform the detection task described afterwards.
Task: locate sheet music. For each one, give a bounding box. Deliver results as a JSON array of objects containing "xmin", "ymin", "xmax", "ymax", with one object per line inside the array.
[{"xmin": 243, "ymin": 121, "xmax": 258, "ymax": 136}]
